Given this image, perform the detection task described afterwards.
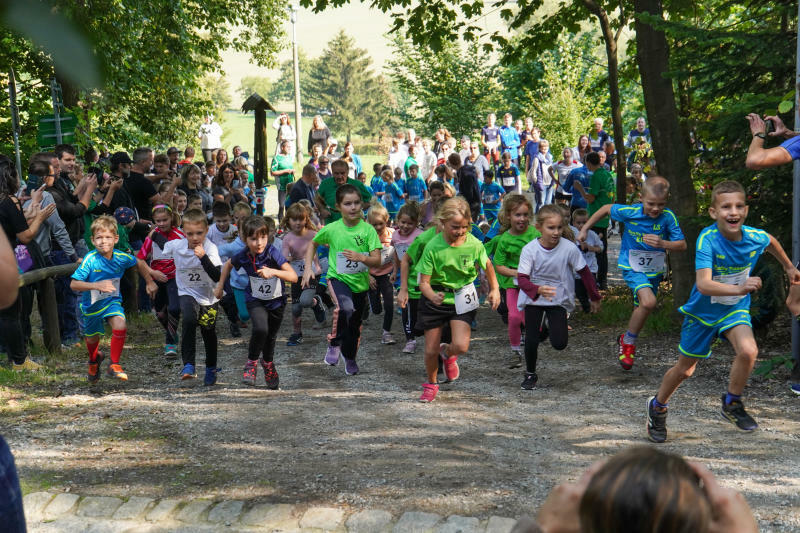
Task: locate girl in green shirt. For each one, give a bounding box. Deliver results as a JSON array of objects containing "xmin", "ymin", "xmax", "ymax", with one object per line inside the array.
[{"xmin": 301, "ymin": 184, "xmax": 381, "ymax": 376}]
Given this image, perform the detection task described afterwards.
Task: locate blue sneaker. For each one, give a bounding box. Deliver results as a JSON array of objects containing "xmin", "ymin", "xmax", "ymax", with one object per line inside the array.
[
  {"xmin": 181, "ymin": 363, "xmax": 196, "ymax": 380},
  {"xmin": 286, "ymin": 333, "xmax": 303, "ymax": 346},
  {"xmin": 344, "ymin": 358, "xmax": 359, "ymax": 376},
  {"xmin": 204, "ymin": 366, "xmax": 220, "ymax": 386},
  {"xmin": 791, "ymin": 382, "xmax": 800, "ymax": 396}
]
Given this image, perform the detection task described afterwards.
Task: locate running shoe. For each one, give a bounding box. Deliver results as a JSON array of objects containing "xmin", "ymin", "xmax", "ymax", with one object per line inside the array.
[
  {"xmin": 521, "ymin": 372, "xmax": 538, "ymax": 390},
  {"xmin": 204, "ymin": 366, "xmax": 220, "ymax": 386},
  {"xmin": 12, "ymin": 358, "xmax": 42, "ymax": 372},
  {"xmin": 181, "ymin": 363, "xmax": 196, "ymax": 380},
  {"xmin": 344, "ymin": 358, "xmax": 359, "ymax": 376},
  {"xmin": 440, "ymin": 343, "xmax": 459, "ymax": 382},
  {"xmin": 791, "ymin": 382, "xmax": 800, "ymax": 396},
  {"xmin": 617, "ymin": 334, "xmax": 636, "ymax": 371},
  {"xmin": 242, "ymin": 359, "xmax": 258, "ymax": 385},
  {"xmin": 164, "ymin": 344, "xmax": 178, "ymax": 357},
  {"xmin": 646, "ymin": 395, "xmax": 668, "ymax": 443},
  {"xmin": 720, "ymin": 394, "xmax": 758, "ymax": 431},
  {"xmin": 230, "ymin": 323, "xmax": 242, "ymax": 338},
  {"xmin": 312, "ymin": 297, "xmax": 327, "ymax": 324},
  {"xmin": 508, "ymin": 349, "xmax": 522, "ymax": 369},
  {"xmin": 286, "ymin": 333, "xmax": 303, "ymax": 346},
  {"xmin": 87, "ymin": 352, "xmax": 105, "ymax": 383},
  {"xmin": 402, "ymin": 339, "xmax": 416, "ymax": 354},
  {"xmin": 419, "ymin": 382, "xmax": 439, "ymax": 403},
  {"xmin": 381, "ymin": 331, "xmax": 396, "ymax": 345},
  {"xmin": 324, "ymin": 345, "xmax": 341, "ymax": 366},
  {"xmin": 106, "ymin": 363, "xmax": 128, "ymax": 381},
  {"xmin": 261, "ymin": 359, "xmax": 279, "ymax": 389}
]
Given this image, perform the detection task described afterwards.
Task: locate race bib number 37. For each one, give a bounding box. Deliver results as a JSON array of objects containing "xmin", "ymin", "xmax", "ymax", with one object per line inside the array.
[
  {"xmin": 336, "ymin": 252, "xmax": 368, "ymax": 274},
  {"xmin": 629, "ymin": 250, "xmax": 666, "ymax": 273}
]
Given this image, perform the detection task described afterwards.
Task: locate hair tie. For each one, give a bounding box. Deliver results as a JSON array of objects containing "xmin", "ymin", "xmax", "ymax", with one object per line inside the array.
[{"xmin": 153, "ymin": 204, "xmax": 172, "ymax": 212}]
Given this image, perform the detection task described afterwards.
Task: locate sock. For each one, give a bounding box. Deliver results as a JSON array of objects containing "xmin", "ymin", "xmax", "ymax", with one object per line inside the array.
[
  {"xmin": 110, "ymin": 329, "xmax": 126, "ymax": 364},
  {"xmin": 511, "ymin": 345, "xmax": 521, "ymax": 352},
  {"xmin": 725, "ymin": 391, "xmax": 741, "ymax": 405},
  {"xmin": 652, "ymin": 396, "xmax": 668, "ymax": 409},
  {"xmin": 85, "ymin": 337, "xmax": 100, "ymax": 363},
  {"xmin": 623, "ymin": 331, "xmax": 638, "ymax": 345}
]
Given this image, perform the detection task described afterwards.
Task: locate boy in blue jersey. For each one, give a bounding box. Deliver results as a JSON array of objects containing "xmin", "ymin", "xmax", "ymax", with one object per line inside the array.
[
  {"xmin": 404, "ymin": 164, "xmax": 427, "ymax": 203},
  {"xmin": 382, "ymin": 169, "xmax": 405, "ymax": 221},
  {"xmin": 578, "ymin": 177, "xmax": 687, "ymax": 370},
  {"xmin": 480, "ymin": 171, "xmax": 504, "ymax": 222},
  {"xmin": 71, "ymin": 215, "xmax": 160, "ymax": 382},
  {"xmin": 370, "ymin": 163, "xmax": 386, "ymax": 207},
  {"xmin": 646, "ymin": 181, "xmax": 800, "ymax": 442}
]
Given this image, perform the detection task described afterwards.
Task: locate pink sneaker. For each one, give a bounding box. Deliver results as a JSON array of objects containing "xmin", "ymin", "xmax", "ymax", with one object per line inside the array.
[
  {"xmin": 419, "ymin": 383, "xmax": 439, "ymax": 402},
  {"xmin": 440, "ymin": 343, "xmax": 459, "ymax": 382}
]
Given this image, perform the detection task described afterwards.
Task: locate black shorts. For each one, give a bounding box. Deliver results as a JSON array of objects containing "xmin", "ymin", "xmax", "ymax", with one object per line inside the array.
[{"xmin": 416, "ymin": 294, "xmax": 477, "ymax": 331}]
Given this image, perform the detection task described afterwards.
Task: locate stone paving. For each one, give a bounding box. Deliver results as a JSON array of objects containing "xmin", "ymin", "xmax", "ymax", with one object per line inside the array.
[{"xmin": 24, "ymin": 492, "xmax": 521, "ymax": 533}]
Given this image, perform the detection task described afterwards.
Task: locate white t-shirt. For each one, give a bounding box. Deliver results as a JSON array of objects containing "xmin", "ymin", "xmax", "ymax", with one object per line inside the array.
[
  {"xmin": 516, "ymin": 237, "xmax": 587, "ymax": 312},
  {"xmin": 570, "ymin": 225, "xmax": 602, "ymax": 275},
  {"xmin": 207, "ymin": 223, "xmax": 236, "ymax": 248},
  {"xmin": 198, "ymin": 122, "xmax": 223, "ymax": 150},
  {"xmin": 162, "ymin": 238, "xmax": 222, "ymax": 306}
]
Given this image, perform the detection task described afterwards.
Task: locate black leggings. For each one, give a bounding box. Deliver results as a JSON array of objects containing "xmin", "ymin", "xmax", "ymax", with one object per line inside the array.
[
  {"xmin": 523, "ymin": 305, "xmax": 568, "ymax": 374},
  {"xmin": 179, "ymin": 295, "xmax": 218, "ymax": 367},
  {"xmin": 592, "ymin": 226, "xmax": 608, "ymax": 289},
  {"xmin": 154, "ymin": 278, "xmax": 180, "ymax": 344},
  {"xmin": 247, "ymin": 302, "xmax": 285, "ymax": 362},
  {"xmin": 0, "ymin": 291, "xmax": 29, "ymax": 364},
  {"xmin": 368, "ymin": 273, "xmax": 394, "ymax": 332}
]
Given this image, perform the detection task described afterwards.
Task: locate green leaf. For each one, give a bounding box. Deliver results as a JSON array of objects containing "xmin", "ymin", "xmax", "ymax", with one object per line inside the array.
[{"xmin": 778, "ymin": 100, "xmax": 794, "ymax": 114}]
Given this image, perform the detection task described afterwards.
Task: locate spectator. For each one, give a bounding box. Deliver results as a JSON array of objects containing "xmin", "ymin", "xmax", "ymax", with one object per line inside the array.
[
  {"xmin": 178, "ymin": 163, "xmax": 213, "ymax": 212},
  {"xmin": 573, "ymin": 134, "xmax": 592, "ymax": 164},
  {"xmin": 215, "ymin": 148, "xmax": 229, "ymax": 167},
  {"xmin": 457, "ymin": 135, "xmax": 471, "ymax": 164},
  {"xmin": 273, "ymin": 112, "xmax": 297, "ymax": 157},
  {"xmin": 499, "ymin": 112, "xmax": 521, "ymax": 166},
  {"xmin": 314, "ymin": 159, "xmax": 372, "ymax": 224},
  {"xmin": 307, "ymin": 115, "xmax": 332, "ymax": 154},
  {"xmin": 625, "ymin": 116, "xmax": 651, "ymax": 147},
  {"xmin": 603, "ymin": 140, "xmax": 617, "ymax": 173},
  {"xmin": 126, "ymin": 147, "xmax": 159, "ymax": 221},
  {"xmin": 403, "ymin": 144, "xmax": 418, "ymax": 180},
  {"xmin": 287, "ymin": 164, "xmax": 319, "ymax": 207},
  {"xmin": 178, "ymin": 146, "xmax": 195, "ymax": 167},
  {"xmin": 572, "ymin": 151, "xmax": 614, "ymax": 290},
  {"xmin": 745, "ymin": 113, "xmax": 800, "ymax": 169},
  {"xmin": 588, "ymin": 118, "xmax": 611, "ymax": 152},
  {"xmin": 271, "ymin": 139, "xmax": 295, "ymax": 220},
  {"xmin": 166, "ymin": 147, "xmax": 180, "ymax": 172},
  {"xmin": 552, "ymin": 147, "xmax": 582, "ymax": 201},
  {"xmin": 450, "ymin": 152, "xmax": 481, "ymax": 222},
  {"xmin": 24, "ymin": 159, "xmax": 77, "ymax": 264},
  {"xmin": 420, "ymin": 139, "xmax": 438, "ymax": 182},
  {"xmin": 523, "ymin": 127, "xmax": 542, "ymax": 176},
  {"xmin": 308, "ymin": 143, "xmax": 324, "ymax": 169},
  {"xmin": 198, "ymin": 114, "xmax": 223, "ymax": 162}
]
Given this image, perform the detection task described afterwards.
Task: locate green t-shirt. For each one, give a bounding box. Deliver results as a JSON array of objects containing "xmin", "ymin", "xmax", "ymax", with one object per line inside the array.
[
  {"xmin": 406, "ymin": 226, "xmax": 439, "ymax": 299},
  {"xmin": 588, "ymin": 167, "xmax": 615, "ymax": 228},
  {"xmin": 271, "ymin": 154, "xmax": 295, "ymax": 191},
  {"xmin": 313, "ymin": 218, "xmax": 381, "ymax": 293},
  {"xmin": 316, "ymin": 177, "xmax": 373, "ymax": 224},
  {"xmin": 83, "ymin": 199, "xmax": 131, "ymax": 253},
  {"xmin": 417, "ymin": 233, "xmax": 489, "ymax": 305},
  {"xmin": 492, "ymin": 226, "xmax": 541, "ymax": 289},
  {"xmin": 404, "ymin": 156, "xmax": 418, "ymax": 179}
]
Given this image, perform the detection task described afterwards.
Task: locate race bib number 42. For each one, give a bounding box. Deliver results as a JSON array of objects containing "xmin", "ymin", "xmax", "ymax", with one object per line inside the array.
[
  {"xmin": 336, "ymin": 252, "xmax": 367, "ymax": 274},
  {"xmin": 629, "ymin": 250, "xmax": 666, "ymax": 273},
  {"xmin": 250, "ymin": 276, "xmax": 281, "ymax": 300}
]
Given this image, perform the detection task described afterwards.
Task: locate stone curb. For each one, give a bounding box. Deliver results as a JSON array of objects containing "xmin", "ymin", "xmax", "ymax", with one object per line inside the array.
[{"xmin": 25, "ymin": 492, "xmax": 521, "ymax": 532}]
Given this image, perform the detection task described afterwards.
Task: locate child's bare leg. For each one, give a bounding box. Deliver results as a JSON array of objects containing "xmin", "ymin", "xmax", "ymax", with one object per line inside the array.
[
  {"xmin": 627, "ymin": 287, "xmax": 657, "ymax": 335},
  {"xmin": 656, "ymin": 355, "xmax": 699, "ymax": 405},
  {"xmin": 723, "ymin": 325, "xmax": 758, "ymax": 396},
  {"xmin": 445, "ymin": 320, "xmax": 472, "ymax": 357},
  {"xmin": 423, "ymin": 327, "xmax": 443, "ymax": 383}
]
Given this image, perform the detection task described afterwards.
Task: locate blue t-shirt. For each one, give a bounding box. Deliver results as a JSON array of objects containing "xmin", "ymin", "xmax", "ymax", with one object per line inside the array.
[
  {"xmin": 496, "ymin": 164, "xmax": 520, "ymax": 193},
  {"xmin": 385, "ymin": 182, "xmax": 405, "ymax": 213},
  {"xmin": 481, "ymin": 181, "xmax": 505, "ymax": 219},
  {"xmin": 780, "ymin": 135, "xmax": 800, "ymax": 160},
  {"xmin": 610, "ymin": 204, "xmax": 685, "ymax": 277},
  {"xmin": 71, "ymin": 249, "xmax": 137, "ymax": 313},
  {"xmin": 523, "ymin": 141, "xmax": 540, "ymax": 171},
  {"xmin": 482, "ymin": 125, "xmax": 500, "ymax": 144},
  {"xmin": 627, "ymin": 128, "xmax": 651, "ymax": 146},
  {"xmin": 230, "ymin": 245, "xmax": 288, "ymax": 308},
  {"xmin": 404, "ymin": 177, "xmax": 428, "ymax": 203},
  {"xmin": 499, "ymin": 125, "xmax": 520, "ymax": 154},
  {"xmin": 370, "ymin": 176, "xmax": 386, "ymax": 206},
  {"xmin": 679, "ymin": 224, "xmax": 771, "ymax": 324},
  {"xmin": 218, "ymin": 238, "xmax": 247, "ymax": 290},
  {"xmin": 485, "ymin": 217, "xmax": 501, "ymax": 241},
  {"xmin": 562, "ymin": 167, "xmax": 590, "ymax": 208}
]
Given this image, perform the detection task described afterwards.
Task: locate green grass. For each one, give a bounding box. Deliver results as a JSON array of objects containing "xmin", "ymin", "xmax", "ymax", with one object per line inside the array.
[{"xmin": 585, "ymin": 285, "xmax": 680, "ymax": 336}]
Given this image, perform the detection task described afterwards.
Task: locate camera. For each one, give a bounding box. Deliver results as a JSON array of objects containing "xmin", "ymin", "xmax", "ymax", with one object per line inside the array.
[{"xmin": 765, "ymin": 119, "xmax": 775, "ymax": 135}]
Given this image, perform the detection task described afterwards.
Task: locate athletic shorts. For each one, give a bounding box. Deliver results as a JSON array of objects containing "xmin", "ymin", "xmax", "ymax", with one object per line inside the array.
[
  {"xmin": 416, "ymin": 294, "xmax": 477, "ymax": 331},
  {"xmin": 622, "ymin": 270, "xmax": 663, "ymax": 306},
  {"xmin": 80, "ymin": 301, "xmax": 125, "ymax": 337},
  {"xmin": 678, "ymin": 310, "xmax": 752, "ymax": 359}
]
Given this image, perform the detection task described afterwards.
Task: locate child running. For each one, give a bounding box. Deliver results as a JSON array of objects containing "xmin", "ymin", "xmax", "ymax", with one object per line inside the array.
[
  {"xmin": 577, "ymin": 176, "xmax": 686, "ymax": 370},
  {"xmin": 216, "ymin": 215, "xmax": 297, "ymax": 389},
  {"xmin": 491, "ymin": 194, "xmax": 540, "ymax": 369},
  {"xmin": 416, "ymin": 197, "xmax": 501, "ymax": 402},
  {"xmin": 570, "ymin": 208, "xmax": 603, "ymax": 313},
  {"xmin": 397, "ymin": 219, "xmax": 439, "ymax": 355},
  {"xmin": 391, "ymin": 203, "xmax": 423, "ymax": 348},
  {"xmin": 281, "ymin": 203, "xmax": 327, "ymax": 346},
  {"xmin": 480, "ymin": 170, "xmax": 504, "ymax": 223},
  {"xmin": 646, "ymin": 181, "xmax": 800, "ymax": 442},
  {"xmin": 517, "ymin": 205, "xmax": 602, "ymax": 390},
  {"xmin": 366, "ymin": 202, "xmax": 397, "ymax": 345},
  {"xmin": 137, "ymin": 204, "xmax": 185, "ymax": 357},
  {"xmin": 301, "ymin": 184, "xmax": 382, "ymax": 375},
  {"xmin": 382, "ymin": 169, "xmax": 405, "ymax": 222},
  {"xmin": 71, "ymin": 215, "xmax": 160, "ymax": 382}
]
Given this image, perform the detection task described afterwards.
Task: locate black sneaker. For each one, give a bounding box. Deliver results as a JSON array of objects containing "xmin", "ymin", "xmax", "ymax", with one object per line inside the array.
[
  {"xmin": 286, "ymin": 333, "xmax": 303, "ymax": 346},
  {"xmin": 521, "ymin": 372, "xmax": 538, "ymax": 390},
  {"xmin": 229, "ymin": 322, "xmax": 242, "ymax": 338},
  {"xmin": 720, "ymin": 394, "xmax": 758, "ymax": 431},
  {"xmin": 646, "ymin": 395, "xmax": 668, "ymax": 443},
  {"xmin": 312, "ymin": 298, "xmax": 327, "ymax": 324}
]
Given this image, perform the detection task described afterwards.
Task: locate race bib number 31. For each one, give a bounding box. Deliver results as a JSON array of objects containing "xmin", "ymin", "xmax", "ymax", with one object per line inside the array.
[
  {"xmin": 336, "ymin": 252, "xmax": 368, "ymax": 274},
  {"xmin": 629, "ymin": 250, "xmax": 666, "ymax": 273},
  {"xmin": 454, "ymin": 283, "xmax": 479, "ymax": 314}
]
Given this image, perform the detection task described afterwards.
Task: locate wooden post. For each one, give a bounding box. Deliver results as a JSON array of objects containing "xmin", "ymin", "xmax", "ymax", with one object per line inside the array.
[
  {"xmin": 242, "ymin": 94, "xmax": 276, "ymax": 216},
  {"xmin": 36, "ymin": 278, "xmax": 61, "ymax": 354}
]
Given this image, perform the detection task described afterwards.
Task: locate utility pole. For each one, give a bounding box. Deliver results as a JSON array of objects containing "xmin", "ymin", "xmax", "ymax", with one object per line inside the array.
[
  {"xmin": 289, "ymin": 5, "xmax": 303, "ymax": 162},
  {"xmin": 8, "ymin": 69, "xmax": 22, "ymax": 179}
]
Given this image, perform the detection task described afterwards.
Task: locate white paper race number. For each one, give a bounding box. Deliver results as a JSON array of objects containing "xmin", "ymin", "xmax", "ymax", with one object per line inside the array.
[
  {"xmin": 454, "ymin": 283, "xmax": 479, "ymax": 314},
  {"xmin": 90, "ymin": 278, "xmax": 120, "ymax": 304},
  {"xmin": 290, "ymin": 259, "xmax": 305, "ymax": 277},
  {"xmin": 711, "ymin": 269, "xmax": 749, "ymax": 305},
  {"xmin": 394, "ymin": 243, "xmax": 410, "ymax": 261},
  {"xmin": 250, "ymin": 275, "xmax": 281, "ymax": 300},
  {"xmin": 629, "ymin": 250, "xmax": 666, "ymax": 273},
  {"xmin": 178, "ymin": 267, "xmax": 208, "ymax": 290},
  {"xmin": 336, "ymin": 252, "xmax": 367, "ymax": 274},
  {"xmin": 502, "ymin": 176, "xmax": 516, "ymax": 187},
  {"xmin": 380, "ymin": 246, "xmax": 395, "ymax": 265}
]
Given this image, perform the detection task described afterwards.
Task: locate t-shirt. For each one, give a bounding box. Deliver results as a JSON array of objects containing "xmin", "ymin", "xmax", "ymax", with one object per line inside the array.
[
  {"xmin": 610, "ymin": 204, "xmax": 684, "ymax": 278},
  {"xmin": 516, "ymin": 237, "xmax": 586, "ymax": 312},
  {"xmin": 0, "ymin": 196, "xmax": 28, "ymax": 246},
  {"xmin": 626, "ymin": 128, "xmax": 651, "ymax": 147},
  {"xmin": 570, "ymin": 225, "xmax": 602, "ymax": 275},
  {"xmin": 406, "ymin": 227, "xmax": 438, "ymax": 299},
  {"xmin": 481, "ymin": 126, "xmax": 500, "ymax": 146},
  {"xmin": 313, "ymin": 218, "xmax": 381, "ymax": 293},
  {"xmin": 71, "ymin": 249, "xmax": 137, "ymax": 313},
  {"xmin": 391, "ymin": 227, "xmax": 422, "ymax": 266},
  {"xmin": 420, "ymin": 151, "xmax": 437, "ymax": 179},
  {"xmin": 523, "ymin": 141, "xmax": 540, "ymax": 171},
  {"xmin": 481, "ymin": 181, "xmax": 505, "ymax": 219},
  {"xmin": 417, "ymin": 233, "xmax": 489, "ymax": 305},
  {"xmin": 404, "ymin": 156, "xmax": 418, "ymax": 180},
  {"xmin": 780, "ymin": 135, "xmax": 800, "ymax": 160},
  {"xmin": 162, "ymin": 238, "xmax": 222, "ymax": 306},
  {"xmin": 207, "ymin": 222, "xmax": 236, "ymax": 248},
  {"xmin": 218, "ymin": 237, "xmax": 248, "ymax": 290},
  {"xmin": 124, "ymin": 171, "xmax": 157, "ymax": 221},
  {"xmin": 465, "ymin": 156, "xmax": 491, "ymax": 184},
  {"xmin": 679, "ymin": 224, "xmax": 771, "ymax": 326},
  {"xmin": 370, "ymin": 176, "xmax": 386, "ymax": 206},
  {"xmin": 281, "ymin": 230, "xmax": 320, "ymax": 278},
  {"xmin": 499, "ymin": 125, "xmax": 520, "ymax": 154},
  {"xmin": 316, "ymin": 177, "xmax": 373, "ymax": 224},
  {"xmin": 271, "ymin": 154, "xmax": 295, "ymax": 191},
  {"xmin": 384, "ymin": 182, "xmax": 405, "ymax": 214},
  {"xmin": 497, "ymin": 164, "xmax": 520, "ymax": 193},
  {"xmin": 588, "ymin": 167, "xmax": 615, "ymax": 228},
  {"xmin": 370, "ymin": 226, "xmax": 395, "ymax": 276},
  {"xmin": 562, "ymin": 167, "xmax": 590, "ymax": 208},
  {"xmin": 589, "ymin": 130, "xmax": 611, "ymax": 152},
  {"xmin": 493, "ymin": 226, "xmax": 542, "ymax": 289},
  {"xmin": 230, "ymin": 244, "xmax": 288, "ymax": 308},
  {"xmin": 404, "ymin": 177, "xmax": 427, "ymax": 203},
  {"xmin": 136, "ymin": 227, "xmax": 186, "ymax": 279}
]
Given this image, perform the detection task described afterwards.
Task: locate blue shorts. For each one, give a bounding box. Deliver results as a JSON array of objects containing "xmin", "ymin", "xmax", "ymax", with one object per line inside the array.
[
  {"xmin": 80, "ymin": 301, "xmax": 126, "ymax": 337},
  {"xmin": 678, "ymin": 309, "xmax": 752, "ymax": 359},
  {"xmin": 622, "ymin": 270, "xmax": 662, "ymax": 306}
]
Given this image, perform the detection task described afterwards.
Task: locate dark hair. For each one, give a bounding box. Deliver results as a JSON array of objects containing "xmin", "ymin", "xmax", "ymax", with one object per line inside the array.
[
  {"xmin": 585, "ymin": 151, "xmax": 601, "ymax": 166},
  {"xmin": 84, "ymin": 147, "xmax": 97, "ymax": 165},
  {"xmin": 372, "ymin": 162, "xmax": 382, "ymax": 174},
  {"xmin": 186, "ymin": 193, "xmax": 203, "ymax": 205},
  {"xmin": 0, "ymin": 156, "xmax": 19, "ymax": 200},
  {"xmin": 331, "ymin": 159, "xmax": 349, "ymax": 172},
  {"xmin": 153, "ymin": 154, "xmax": 169, "ymax": 165},
  {"xmin": 335, "ymin": 183, "xmax": 360, "ymax": 205},
  {"xmin": 214, "ymin": 162, "xmax": 236, "ymax": 188},
  {"xmin": 241, "ymin": 214, "xmax": 269, "ymax": 239},
  {"xmin": 447, "ymin": 153, "xmax": 462, "ymax": 168},
  {"xmin": 211, "ymin": 200, "xmax": 231, "ymax": 219},
  {"xmin": 397, "ymin": 201, "xmax": 421, "ymax": 223},
  {"xmin": 184, "ymin": 146, "xmax": 195, "ymax": 158},
  {"xmin": 55, "ymin": 144, "xmax": 75, "ymax": 159},
  {"xmin": 28, "ymin": 158, "xmax": 51, "ymax": 178},
  {"xmin": 711, "ymin": 180, "xmax": 745, "ymax": 205}
]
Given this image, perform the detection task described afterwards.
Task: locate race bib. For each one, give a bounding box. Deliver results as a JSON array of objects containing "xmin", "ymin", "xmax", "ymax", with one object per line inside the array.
[
  {"xmin": 380, "ymin": 246, "xmax": 395, "ymax": 265},
  {"xmin": 394, "ymin": 243, "xmax": 410, "ymax": 261},
  {"xmin": 454, "ymin": 283, "xmax": 479, "ymax": 314},
  {"xmin": 502, "ymin": 176, "xmax": 516, "ymax": 187},
  {"xmin": 151, "ymin": 243, "xmax": 168, "ymax": 261},
  {"xmin": 336, "ymin": 252, "xmax": 367, "ymax": 274},
  {"xmin": 178, "ymin": 267, "xmax": 209, "ymax": 290},
  {"xmin": 711, "ymin": 269, "xmax": 749, "ymax": 305},
  {"xmin": 250, "ymin": 275, "xmax": 282, "ymax": 300},
  {"xmin": 483, "ymin": 194, "xmax": 497, "ymax": 204},
  {"xmin": 90, "ymin": 278, "xmax": 120, "ymax": 304},
  {"xmin": 290, "ymin": 259, "xmax": 306, "ymax": 277},
  {"xmin": 408, "ymin": 195, "xmax": 422, "ymax": 203},
  {"xmin": 629, "ymin": 250, "xmax": 666, "ymax": 273},
  {"xmin": 512, "ymin": 277, "xmax": 519, "ymax": 286}
]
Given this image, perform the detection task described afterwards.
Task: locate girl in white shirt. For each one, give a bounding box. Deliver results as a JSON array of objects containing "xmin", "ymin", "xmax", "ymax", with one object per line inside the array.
[{"xmin": 272, "ymin": 113, "xmax": 297, "ymax": 157}]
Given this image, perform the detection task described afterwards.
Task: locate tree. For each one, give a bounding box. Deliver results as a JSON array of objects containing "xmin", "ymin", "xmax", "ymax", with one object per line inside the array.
[
  {"xmin": 305, "ymin": 30, "xmax": 393, "ymax": 141},
  {"xmin": 267, "ymin": 49, "xmax": 316, "ymax": 105},
  {"xmin": 238, "ymin": 76, "xmax": 273, "ymax": 102},
  {"xmin": 203, "ymin": 75, "xmax": 232, "ymax": 116}
]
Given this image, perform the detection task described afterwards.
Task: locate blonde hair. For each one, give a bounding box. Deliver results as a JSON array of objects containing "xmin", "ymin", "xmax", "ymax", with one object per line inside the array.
[
  {"xmin": 381, "ymin": 169, "xmax": 393, "ymax": 182},
  {"xmin": 91, "ymin": 215, "xmax": 118, "ymax": 236},
  {"xmin": 535, "ymin": 204, "xmax": 574, "ymax": 241},
  {"xmin": 497, "ymin": 193, "xmax": 533, "ymax": 234},
  {"xmin": 281, "ymin": 202, "xmax": 317, "ymax": 232},
  {"xmin": 436, "ymin": 197, "xmax": 471, "ymax": 225},
  {"xmin": 182, "ymin": 208, "xmax": 209, "ymax": 228},
  {"xmin": 233, "ymin": 201, "xmax": 252, "ymax": 217},
  {"xmin": 367, "ymin": 202, "xmax": 390, "ymax": 224}
]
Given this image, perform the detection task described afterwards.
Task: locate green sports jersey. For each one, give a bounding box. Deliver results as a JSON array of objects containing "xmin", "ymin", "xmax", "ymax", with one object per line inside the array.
[
  {"xmin": 313, "ymin": 218, "xmax": 381, "ymax": 293},
  {"xmin": 406, "ymin": 226, "xmax": 439, "ymax": 299},
  {"xmin": 492, "ymin": 226, "xmax": 541, "ymax": 289},
  {"xmin": 271, "ymin": 154, "xmax": 295, "ymax": 191},
  {"xmin": 316, "ymin": 177, "xmax": 373, "ymax": 224},
  {"xmin": 417, "ymin": 233, "xmax": 489, "ymax": 305},
  {"xmin": 588, "ymin": 167, "xmax": 615, "ymax": 228}
]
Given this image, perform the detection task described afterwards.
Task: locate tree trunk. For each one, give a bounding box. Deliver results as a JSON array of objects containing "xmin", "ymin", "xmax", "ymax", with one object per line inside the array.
[{"xmin": 633, "ymin": 0, "xmax": 698, "ymax": 307}]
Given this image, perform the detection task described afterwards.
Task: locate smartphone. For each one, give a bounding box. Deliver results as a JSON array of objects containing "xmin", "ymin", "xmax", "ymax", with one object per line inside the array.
[
  {"xmin": 765, "ymin": 119, "xmax": 775, "ymax": 135},
  {"xmin": 232, "ymin": 179, "xmax": 240, "ymax": 189}
]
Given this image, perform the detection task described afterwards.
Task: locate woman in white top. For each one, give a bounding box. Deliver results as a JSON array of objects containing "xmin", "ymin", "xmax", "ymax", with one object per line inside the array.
[
  {"xmin": 550, "ymin": 147, "xmax": 583, "ymax": 196},
  {"xmin": 272, "ymin": 113, "xmax": 297, "ymax": 157}
]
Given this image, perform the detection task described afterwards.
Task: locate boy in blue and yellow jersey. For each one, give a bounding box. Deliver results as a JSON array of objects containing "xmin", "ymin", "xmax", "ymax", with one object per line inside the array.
[
  {"xmin": 71, "ymin": 215, "xmax": 160, "ymax": 382},
  {"xmin": 578, "ymin": 176, "xmax": 686, "ymax": 370},
  {"xmin": 645, "ymin": 181, "xmax": 800, "ymax": 442}
]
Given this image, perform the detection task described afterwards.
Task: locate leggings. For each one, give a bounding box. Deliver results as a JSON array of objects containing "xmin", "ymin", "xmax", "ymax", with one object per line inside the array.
[
  {"xmin": 153, "ymin": 278, "xmax": 180, "ymax": 344},
  {"xmin": 327, "ymin": 278, "xmax": 367, "ymax": 360},
  {"xmin": 0, "ymin": 292, "xmax": 29, "ymax": 364},
  {"xmin": 505, "ymin": 288, "xmax": 525, "ymax": 348},
  {"xmin": 277, "ymin": 190, "xmax": 287, "ymax": 221},
  {"xmin": 247, "ymin": 302, "xmax": 285, "ymax": 362},
  {"xmin": 179, "ymin": 295, "xmax": 218, "ymax": 367},
  {"xmin": 402, "ymin": 297, "xmax": 420, "ymax": 340},
  {"xmin": 592, "ymin": 226, "xmax": 608, "ymax": 289},
  {"xmin": 316, "ymin": 282, "xmax": 335, "ymax": 309},
  {"xmin": 233, "ymin": 287, "xmax": 250, "ymax": 322},
  {"xmin": 219, "ymin": 277, "xmax": 241, "ymax": 325},
  {"xmin": 368, "ymin": 273, "xmax": 394, "ymax": 332},
  {"xmin": 523, "ymin": 305, "xmax": 568, "ymax": 374}
]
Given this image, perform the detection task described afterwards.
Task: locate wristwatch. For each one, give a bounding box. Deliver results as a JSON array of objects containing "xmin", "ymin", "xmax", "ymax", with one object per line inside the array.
[{"xmin": 754, "ymin": 132, "xmax": 767, "ymax": 139}]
